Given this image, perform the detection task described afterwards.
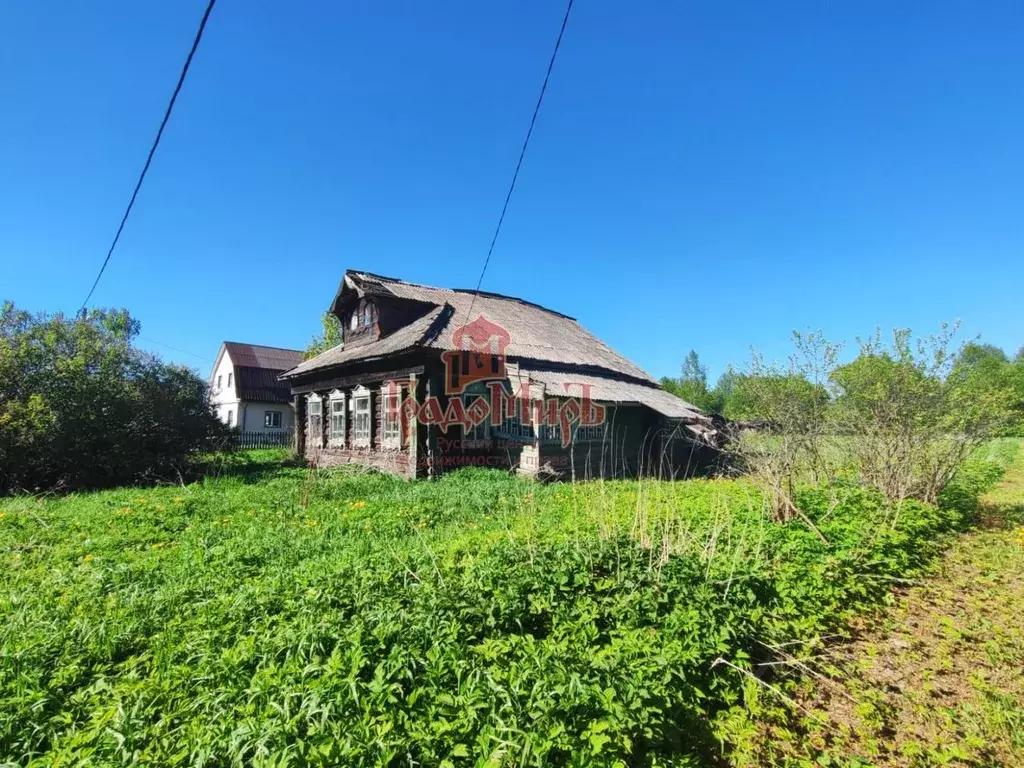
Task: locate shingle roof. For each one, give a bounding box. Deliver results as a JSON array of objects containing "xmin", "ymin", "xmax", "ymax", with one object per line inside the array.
[
  {"xmin": 283, "ymin": 305, "xmax": 449, "ymax": 378},
  {"xmin": 508, "ymin": 365, "xmax": 704, "ymax": 421},
  {"xmin": 285, "ymin": 271, "xmax": 653, "ymax": 382},
  {"xmin": 222, "ymin": 342, "xmax": 303, "ymax": 404}
]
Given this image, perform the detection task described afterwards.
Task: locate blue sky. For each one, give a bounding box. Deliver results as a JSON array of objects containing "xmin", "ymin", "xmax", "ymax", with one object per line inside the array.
[{"xmin": 2, "ymin": 1, "xmax": 1022, "ymax": 381}]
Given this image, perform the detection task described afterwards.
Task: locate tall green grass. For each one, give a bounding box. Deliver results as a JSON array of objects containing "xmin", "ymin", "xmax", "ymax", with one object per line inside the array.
[{"xmin": 0, "ymin": 452, "xmax": 999, "ymax": 766}]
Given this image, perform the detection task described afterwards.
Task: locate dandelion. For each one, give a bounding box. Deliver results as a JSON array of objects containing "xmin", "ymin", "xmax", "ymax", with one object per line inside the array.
[
  {"xmin": 82, "ymin": 553, "xmax": 94, "ymax": 563},
  {"xmin": 0, "ymin": 512, "xmax": 5, "ymax": 519},
  {"xmin": 135, "ymin": 497, "xmax": 147, "ymax": 504},
  {"xmin": 172, "ymin": 496, "xmax": 186, "ymax": 504}
]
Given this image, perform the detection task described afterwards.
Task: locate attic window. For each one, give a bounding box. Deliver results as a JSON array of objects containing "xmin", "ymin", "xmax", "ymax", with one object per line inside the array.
[
  {"xmin": 350, "ymin": 312, "xmax": 358, "ymax": 330},
  {"xmin": 362, "ymin": 304, "xmax": 372, "ymax": 327}
]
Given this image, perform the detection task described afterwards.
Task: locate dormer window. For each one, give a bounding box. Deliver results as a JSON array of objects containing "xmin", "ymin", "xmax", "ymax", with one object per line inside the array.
[
  {"xmin": 363, "ymin": 304, "xmax": 372, "ymax": 327},
  {"xmin": 350, "ymin": 312, "xmax": 358, "ymax": 330}
]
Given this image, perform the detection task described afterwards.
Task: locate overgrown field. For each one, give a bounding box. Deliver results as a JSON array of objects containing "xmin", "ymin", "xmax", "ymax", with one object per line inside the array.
[{"xmin": 0, "ymin": 451, "xmax": 1004, "ymax": 767}]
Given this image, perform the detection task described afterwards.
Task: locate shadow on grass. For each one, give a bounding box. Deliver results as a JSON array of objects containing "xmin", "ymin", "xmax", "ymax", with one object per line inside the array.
[{"xmin": 188, "ymin": 448, "xmax": 304, "ymax": 486}]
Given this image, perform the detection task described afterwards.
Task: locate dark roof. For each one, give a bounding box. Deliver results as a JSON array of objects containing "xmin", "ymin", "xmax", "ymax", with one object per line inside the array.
[
  {"xmin": 221, "ymin": 342, "xmax": 303, "ymax": 404},
  {"xmin": 236, "ymin": 366, "xmax": 293, "ymax": 404},
  {"xmin": 285, "ymin": 271, "xmax": 654, "ymax": 382},
  {"xmin": 223, "ymin": 342, "xmax": 303, "ymax": 371}
]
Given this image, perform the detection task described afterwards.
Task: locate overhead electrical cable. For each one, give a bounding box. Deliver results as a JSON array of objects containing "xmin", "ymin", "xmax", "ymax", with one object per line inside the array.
[
  {"xmin": 464, "ymin": 0, "xmax": 575, "ymax": 324},
  {"xmin": 78, "ymin": 0, "xmax": 218, "ymax": 314}
]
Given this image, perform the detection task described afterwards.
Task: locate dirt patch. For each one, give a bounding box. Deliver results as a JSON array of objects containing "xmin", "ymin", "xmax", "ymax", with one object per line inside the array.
[{"xmin": 732, "ymin": 444, "xmax": 1024, "ymax": 767}]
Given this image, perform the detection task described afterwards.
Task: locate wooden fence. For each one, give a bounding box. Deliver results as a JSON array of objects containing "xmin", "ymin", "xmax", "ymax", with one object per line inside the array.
[{"xmin": 234, "ymin": 429, "xmax": 295, "ymax": 450}]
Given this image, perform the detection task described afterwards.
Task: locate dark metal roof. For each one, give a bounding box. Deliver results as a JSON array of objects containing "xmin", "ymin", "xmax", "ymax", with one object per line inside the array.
[
  {"xmin": 235, "ymin": 366, "xmax": 294, "ymax": 404},
  {"xmin": 221, "ymin": 342, "xmax": 302, "ymax": 403},
  {"xmin": 223, "ymin": 342, "xmax": 303, "ymax": 371}
]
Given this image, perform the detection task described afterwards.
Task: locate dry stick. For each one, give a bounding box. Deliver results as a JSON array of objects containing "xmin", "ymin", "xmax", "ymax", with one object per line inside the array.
[
  {"xmin": 755, "ymin": 640, "xmax": 858, "ymax": 703},
  {"xmin": 710, "ymin": 657, "xmax": 826, "ymax": 721},
  {"xmin": 780, "ymin": 490, "xmax": 830, "ymax": 544}
]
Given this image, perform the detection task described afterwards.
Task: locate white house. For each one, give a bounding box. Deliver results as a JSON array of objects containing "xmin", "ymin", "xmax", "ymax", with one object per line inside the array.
[{"xmin": 209, "ymin": 342, "xmax": 303, "ymax": 433}]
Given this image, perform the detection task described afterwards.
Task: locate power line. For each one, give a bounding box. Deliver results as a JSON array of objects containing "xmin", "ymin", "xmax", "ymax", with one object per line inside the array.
[
  {"xmin": 139, "ymin": 335, "xmax": 214, "ymax": 363},
  {"xmin": 79, "ymin": 0, "xmax": 218, "ymax": 314},
  {"xmin": 465, "ymin": 0, "xmax": 575, "ymax": 324}
]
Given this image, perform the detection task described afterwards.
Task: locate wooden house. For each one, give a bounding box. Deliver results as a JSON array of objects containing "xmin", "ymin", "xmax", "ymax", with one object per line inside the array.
[{"xmin": 280, "ymin": 270, "xmax": 719, "ymax": 479}]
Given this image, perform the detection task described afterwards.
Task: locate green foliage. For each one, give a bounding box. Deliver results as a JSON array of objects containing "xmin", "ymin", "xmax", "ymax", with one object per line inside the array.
[
  {"xmin": 660, "ymin": 350, "xmax": 727, "ymax": 414},
  {"xmin": 830, "ymin": 327, "xmax": 1017, "ymax": 502},
  {"xmin": 0, "ymin": 302, "xmax": 229, "ymax": 494},
  {"xmin": 304, "ymin": 312, "xmax": 344, "ymax": 360},
  {"xmin": 0, "ymin": 459, "xmax": 989, "ymax": 766}
]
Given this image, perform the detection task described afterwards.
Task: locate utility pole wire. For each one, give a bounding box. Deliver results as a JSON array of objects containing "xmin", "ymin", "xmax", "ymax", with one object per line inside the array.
[
  {"xmin": 79, "ymin": 0, "xmax": 218, "ymax": 314},
  {"xmin": 139, "ymin": 336, "xmax": 214, "ymax": 363},
  {"xmin": 465, "ymin": 0, "xmax": 575, "ymax": 324}
]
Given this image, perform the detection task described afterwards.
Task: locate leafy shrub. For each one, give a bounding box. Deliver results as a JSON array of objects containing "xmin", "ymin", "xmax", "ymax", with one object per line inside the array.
[{"xmin": 0, "ymin": 302, "xmax": 229, "ymax": 493}]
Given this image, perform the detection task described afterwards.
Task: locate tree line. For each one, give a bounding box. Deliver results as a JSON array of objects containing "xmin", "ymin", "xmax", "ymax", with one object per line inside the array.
[{"xmin": 663, "ymin": 336, "xmax": 1024, "ymax": 434}]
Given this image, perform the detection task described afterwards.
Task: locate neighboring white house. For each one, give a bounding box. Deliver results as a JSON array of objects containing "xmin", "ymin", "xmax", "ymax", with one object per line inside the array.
[{"xmin": 209, "ymin": 342, "xmax": 303, "ymax": 433}]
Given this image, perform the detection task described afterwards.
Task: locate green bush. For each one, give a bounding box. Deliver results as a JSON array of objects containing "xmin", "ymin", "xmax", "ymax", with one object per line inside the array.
[
  {"xmin": 0, "ymin": 462, "xmax": 990, "ymax": 766},
  {"xmin": 0, "ymin": 302, "xmax": 229, "ymax": 494}
]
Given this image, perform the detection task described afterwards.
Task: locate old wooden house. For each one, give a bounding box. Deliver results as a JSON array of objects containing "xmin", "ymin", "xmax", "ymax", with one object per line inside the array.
[{"xmin": 280, "ymin": 270, "xmax": 719, "ymax": 479}]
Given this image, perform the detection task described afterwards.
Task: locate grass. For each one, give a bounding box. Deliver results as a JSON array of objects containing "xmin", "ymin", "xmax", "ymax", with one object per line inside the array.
[
  {"xmin": 734, "ymin": 437, "xmax": 1024, "ymax": 767},
  {"xmin": 0, "ymin": 448, "xmax": 1008, "ymax": 766}
]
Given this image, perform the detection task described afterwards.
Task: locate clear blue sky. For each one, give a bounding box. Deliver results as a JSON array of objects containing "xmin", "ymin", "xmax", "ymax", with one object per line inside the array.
[{"xmin": 2, "ymin": 1, "xmax": 1022, "ymax": 381}]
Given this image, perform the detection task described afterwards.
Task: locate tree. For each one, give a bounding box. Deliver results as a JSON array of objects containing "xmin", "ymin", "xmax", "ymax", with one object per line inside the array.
[
  {"xmin": 304, "ymin": 312, "xmax": 343, "ymax": 360},
  {"xmin": 0, "ymin": 302, "xmax": 229, "ymax": 494},
  {"xmin": 954, "ymin": 342, "xmax": 1007, "ymax": 370},
  {"xmin": 830, "ymin": 326, "xmax": 1015, "ymax": 503},
  {"xmin": 661, "ymin": 350, "xmax": 725, "ymax": 414}
]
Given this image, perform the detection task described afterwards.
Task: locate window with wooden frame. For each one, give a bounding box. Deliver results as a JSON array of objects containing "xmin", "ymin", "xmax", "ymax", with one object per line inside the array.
[
  {"xmin": 381, "ymin": 383, "xmax": 402, "ymax": 450},
  {"xmin": 307, "ymin": 394, "xmax": 324, "ymax": 447},
  {"xmin": 352, "ymin": 386, "xmax": 371, "ymax": 448},
  {"xmin": 227, "ymin": 372, "xmax": 233, "ymax": 388},
  {"xmin": 264, "ymin": 410, "xmax": 282, "ymax": 429},
  {"xmin": 328, "ymin": 390, "xmax": 346, "ymax": 446},
  {"xmin": 461, "ymin": 381, "xmax": 490, "ymax": 442}
]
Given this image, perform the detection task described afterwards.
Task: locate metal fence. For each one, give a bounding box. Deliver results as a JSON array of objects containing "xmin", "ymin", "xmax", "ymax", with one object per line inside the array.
[{"xmin": 234, "ymin": 429, "xmax": 294, "ymax": 450}]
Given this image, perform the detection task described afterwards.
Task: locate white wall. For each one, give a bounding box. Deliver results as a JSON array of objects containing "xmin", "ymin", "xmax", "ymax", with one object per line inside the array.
[
  {"xmin": 238, "ymin": 402, "xmax": 296, "ymax": 433},
  {"xmin": 209, "ymin": 347, "xmax": 295, "ymax": 432},
  {"xmin": 209, "ymin": 348, "xmax": 239, "ymax": 427}
]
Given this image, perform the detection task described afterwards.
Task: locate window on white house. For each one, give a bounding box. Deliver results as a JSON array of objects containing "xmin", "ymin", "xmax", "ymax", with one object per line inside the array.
[
  {"xmin": 382, "ymin": 383, "xmax": 401, "ymax": 450},
  {"xmin": 307, "ymin": 395, "xmax": 323, "ymax": 447},
  {"xmin": 264, "ymin": 410, "xmax": 282, "ymax": 429},
  {"xmin": 228, "ymin": 372, "xmax": 233, "ymax": 388},
  {"xmin": 227, "ymin": 409, "xmax": 234, "ymax": 426},
  {"xmin": 353, "ymin": 387, "xmax": 371, "ymax": 448},
  {"xmin": 217, "ymin": 375, "xmax": 222, "ymax": 389},
  {"xmin": 461, "ymin": 381, "xmax": 489, "ymax": 442},
  {"xmin": 328, "ymin": 390, "xmax": 346, "ymax": 446}
]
